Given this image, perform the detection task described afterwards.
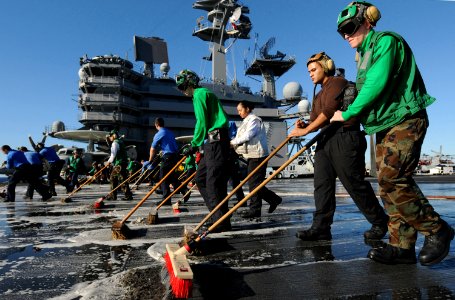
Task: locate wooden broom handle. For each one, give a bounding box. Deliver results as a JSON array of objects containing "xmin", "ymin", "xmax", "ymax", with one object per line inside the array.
[
  {"xmin": 120, "ymin": 155, "xmax": 187, "ymax": 224},
  {"xmin": 199, "ymin": 123, "xmax": 338, "ymax": 239},
  {"xmin": 131, "ymin": 156, "xmax": 161, "ymax": 187},
  {"xmin": 105, "ymin": 167, "xmax": 141, "ymax": 197},
  {"xmin": 194, "ymin": 136, "xmax": 291, "ymax": 231},
  {"xmin": 67, "ymin": 164, "xmax": 109, "ymax": 197},
  {"xmin": 156, "ymin": 171, "xmax": 197, "ymax": 210}
]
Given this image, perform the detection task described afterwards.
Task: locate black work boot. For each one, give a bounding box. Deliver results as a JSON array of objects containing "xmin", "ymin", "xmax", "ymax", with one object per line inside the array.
[
  {"xmin": 367, "ymin": 242, "xmax": 417, "ymax": 264},
  {"xmin": 296, "ymin": 228, "xmax": 332, "ymax": 241},
  {"xmin": 268, "ymin": 196, "xmax": 282, "ymax": 214},
  {"xmin": 364, "ymin": 224, "xmax": 388, "ymax": 240},
  {"xmin": 122, "ymin": 194, "xmax": 133, "ymax": 201},
  {"xmin": 419, "ymin": 221, "xmax": 455, "ymax": 266},
  {"xmin": 240, "ymin": 209, "xmax": 261, "ymax": 219}
]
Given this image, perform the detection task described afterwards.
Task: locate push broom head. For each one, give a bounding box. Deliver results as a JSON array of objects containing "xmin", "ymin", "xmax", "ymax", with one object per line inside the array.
[
  {"xmin": 146, "ymin": 208, "xmax": 158, "ymax": 225},
  {"xmin": 60, "ymin": 197, "xmax": 72, "ymax": 203},
  {"xmin": 93, "ymin": 199, "xmax": 105, "ymax": 209},
  {"xmin": 163, "ymin": 243, "xmax": 193, "ymax": 299},
  {"xmin": 111, "ymin": 220, "xmax": 131, "ymax": 240},
  {"xmin": 172, "ymin": 202, "xmax": 181, "ymax": 214}
]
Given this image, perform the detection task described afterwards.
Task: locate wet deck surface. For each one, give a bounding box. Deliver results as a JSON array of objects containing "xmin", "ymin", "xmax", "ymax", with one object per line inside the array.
[{"xmin": 0, "ymin": 177, "xmax": 454, "ymax": 299}]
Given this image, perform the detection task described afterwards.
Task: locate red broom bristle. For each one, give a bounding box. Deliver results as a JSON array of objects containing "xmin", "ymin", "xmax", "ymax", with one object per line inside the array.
[
  {"xmin": 163, "ymin": 252, "xmax": 193, "ymax": 298},
  {"xmin": 173, "ymin": 208, "xmax": 181, "ymax": 214},
  {"xmin": 93, "ymin": 200, "xmax": 104, "ymax": 209}
]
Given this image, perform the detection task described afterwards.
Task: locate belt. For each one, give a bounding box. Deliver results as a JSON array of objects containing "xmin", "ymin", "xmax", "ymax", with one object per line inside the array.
[
  {"xmin": 335, "ymin": 125, "xmax": 361, "ymax": 133},
  {"xmin": 207, "ymin": 128, "xmax": 229, "ymax": 143}
]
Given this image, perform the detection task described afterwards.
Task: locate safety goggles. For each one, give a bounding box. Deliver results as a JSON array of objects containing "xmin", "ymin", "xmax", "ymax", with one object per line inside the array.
[
  {"xmin": 308, "ymin": 52, "xmax": 326, "ymax": 63},
  {"xmin": 337, "ymin": 19, "xmax": 362, "ymax": 37}
]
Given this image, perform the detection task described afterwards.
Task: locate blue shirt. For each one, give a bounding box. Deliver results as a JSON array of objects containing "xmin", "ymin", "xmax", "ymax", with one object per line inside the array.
[
  {"xmin": 23, "ymin": 151, "xmax": 42, "ymax": 165},
  {"xmin": 6, "ymin": 150, "xmax": 29, "ymax": 169},
  {"xmin": 151, "ymin": 127, "xmax": 178, "ymax": 154},
  {"xmin": 39, "ymin": 147, "xmax": 60, "ymax": 163}
]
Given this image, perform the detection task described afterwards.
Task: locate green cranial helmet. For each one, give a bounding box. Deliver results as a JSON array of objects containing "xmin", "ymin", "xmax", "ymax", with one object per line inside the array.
[
  {"xmin": 337, "ymin": 2, "xmax": 380, "ymax": 37},
  {"xmin": 175, "ymin": 69, "xmax": 200, "ymax": 91},
  {"xmin": 337, "ymin": 3, "xmax": 360, "ymax": 28}
]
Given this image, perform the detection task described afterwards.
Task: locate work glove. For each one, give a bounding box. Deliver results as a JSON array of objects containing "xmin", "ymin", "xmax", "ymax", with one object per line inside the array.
[
  {"xmin": 182, "ymin": 144, "xmax": 198, "ymax": 156},
  {"xmin": 195, "ymin": 151, "xmax": 202, "ymax": 164}
]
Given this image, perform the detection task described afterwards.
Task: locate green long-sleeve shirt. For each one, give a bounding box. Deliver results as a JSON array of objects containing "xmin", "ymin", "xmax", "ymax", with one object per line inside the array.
[
  {"xmin": 191, "ymin": 87, "xmax": 229, "ymax": 147},
  {"xmin": 342, "ymin": 30, "xmax": 397, "ymax": 122},
  {"xmin": 342, "ymin": 30, "xmax": 435, "ymax": 134}
]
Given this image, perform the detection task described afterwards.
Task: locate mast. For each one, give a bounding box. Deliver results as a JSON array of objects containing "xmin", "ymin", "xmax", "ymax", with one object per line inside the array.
[{"xmin": 192, "ymin": 0, "xmax": 251, "ymax": 84}]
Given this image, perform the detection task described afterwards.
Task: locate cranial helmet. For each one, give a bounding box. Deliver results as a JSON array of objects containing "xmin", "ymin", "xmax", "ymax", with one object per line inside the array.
[
  {"xmin": 337, "ymin": 1, "xmax": 381, "ymax": 37},
  {"xmin": 307, "ymin": 52, "xmax": 336, "ymax": 76},
  {"xmin": 175, "ymin": 69, "xmax": 200, "ymax": 91}
]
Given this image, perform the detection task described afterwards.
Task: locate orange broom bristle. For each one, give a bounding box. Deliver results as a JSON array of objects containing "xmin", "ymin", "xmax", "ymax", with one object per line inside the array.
[{"xmin": 163, "ymin": 252, "xmax": 193, "ymax": 298}]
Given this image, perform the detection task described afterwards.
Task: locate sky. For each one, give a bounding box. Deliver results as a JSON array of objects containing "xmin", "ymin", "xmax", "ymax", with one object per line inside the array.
[{"xmin": 1, "ymin": 0, "xmax": 455, "ymax": 163}]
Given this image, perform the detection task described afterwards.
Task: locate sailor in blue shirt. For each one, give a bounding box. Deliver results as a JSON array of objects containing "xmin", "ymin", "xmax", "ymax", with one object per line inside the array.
[
  {"xmin": 148, "ymin": 117, "xmax": 188, "ymax": 204},
  {"xmin": 37, "ymin": 143, "xmax": 69, "ymax": 196},
  {"xmin": 20, "ymin": 147, "xmax": 45, "ymax": 200},
  {"xmin": 1, "ymin": 145, "xmax": 51, "ymax": 202}
]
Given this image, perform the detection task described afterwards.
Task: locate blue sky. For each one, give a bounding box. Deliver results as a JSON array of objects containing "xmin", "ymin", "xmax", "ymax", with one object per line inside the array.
[{"xmin": 1, "ymin": 0, "xmax": 454, "ymax": 163}]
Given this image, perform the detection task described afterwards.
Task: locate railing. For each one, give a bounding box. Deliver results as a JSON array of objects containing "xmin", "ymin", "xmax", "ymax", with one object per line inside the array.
[
  {"xmin": 79, "ymin": 111, "xmax": 139, "ymax": 125},
  {"xmin": 79, "ymin": 76, "xmax": 139, "ymax": 90},
  {"xmin": 81, "ymin": 94, "xmax": 139, "ymax": 108}
]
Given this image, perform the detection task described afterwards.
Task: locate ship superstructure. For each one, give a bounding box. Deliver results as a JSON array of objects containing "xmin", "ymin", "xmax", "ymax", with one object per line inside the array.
[{"xmin": 47, "ymin": 0, "xmax": 306, "ymax": 167}]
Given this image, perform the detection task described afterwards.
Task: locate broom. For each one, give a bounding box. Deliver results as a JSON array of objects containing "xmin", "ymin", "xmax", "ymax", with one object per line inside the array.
[
  {"xmin": 172, "ymin": 182, "xmax": 197, "ymax": 214},
  {"xmin": 182, "ymin": 136, "xmax": 291, "ymax": 241},
  {"xmin": 93, "ymin": 168, "xmax": 141, "ymax": 209},
  {"xmin": 61, "ymin": 164, "xmax": 109, "ymax": 203},
  {"xmin": 138, "ymin": 165, "xmax": 161, "ymax": 190},
  {"xmin": 131, "ymin": 156, "xmax": 161, "ymax": 190},
  {"xmin": 163, "ymin": 124, "xmax": 337, "ymax": 298},
  {"xmin": 111, "ymin": 155, "xmax": 187, "ymax": 240},
  {"xmin": 147, "ymin": 171, "xmax": 196, "ymax": 224},
  {"xmin": 131, "ymin": 169, "xmax": 150, "ymax": 190}
]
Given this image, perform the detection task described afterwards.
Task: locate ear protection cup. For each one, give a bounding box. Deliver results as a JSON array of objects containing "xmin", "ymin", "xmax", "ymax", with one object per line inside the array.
[
  {"xmin": 325, "ymin": 58, "xmax": 335, "ymax": 75},
  {"xmin": 349, "ymin": 1, "xmax": 381, "ymax": 26},
  {"xmin": 365, "ymin": 5, "xmax": 381, "ymax": 25}
]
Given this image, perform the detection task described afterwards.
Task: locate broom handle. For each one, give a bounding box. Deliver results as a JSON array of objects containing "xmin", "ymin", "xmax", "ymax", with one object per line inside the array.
[
  {"xmin": 145, "ymin": 165, "xmax": 161, "ymax": 182},
  {"xmin": 197, "ymin": 123, "xmax": 338, "ymax": 240},
  {"xmin": 104, "ymin": 168, "xmax": 142, "ymax": 198},
  {"xmin": 193, "ymin": 136, "xmax": 291, "ymax": 231},
  {"xmin": 155, "ymin": 171, "xmax": 197, "ymax": 210},
  {"xmin": 178, "ymin": 169, "xmax": 189, "ymax": 181},
  {"xmin": 131, "ymin": 156, "xmax": 161, "ymax": 187},
  {"xmin": 120, "ymin": 155, "xmax": 187, "ymax": 224},
  {"xmin": 131, "ymin": 169, "xmax": 150, "ymax": 187},
  {"xmin": 176, "ymin": 182, "xmax": 197, "ymax": 204},
  {"xmin": 67, "ymin": 164, "xmax": 109, "ymax": 197}
]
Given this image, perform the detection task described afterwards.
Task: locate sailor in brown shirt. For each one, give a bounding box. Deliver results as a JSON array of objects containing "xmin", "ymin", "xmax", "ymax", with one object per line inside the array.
[{"xmin": 289, "ymin": 52, "xmax": 388, "ymax": 241}]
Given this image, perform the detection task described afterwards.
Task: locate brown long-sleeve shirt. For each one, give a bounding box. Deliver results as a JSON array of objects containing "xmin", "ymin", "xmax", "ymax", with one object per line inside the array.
[{"xmin": 310, "ymin": 76, "xmax": 358, "ymax": 128}]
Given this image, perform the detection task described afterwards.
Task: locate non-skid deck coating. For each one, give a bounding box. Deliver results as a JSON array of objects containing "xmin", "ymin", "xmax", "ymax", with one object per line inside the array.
[{"xmin": 0, "ymin": 177, "xmax": 454, "ymax": 299}]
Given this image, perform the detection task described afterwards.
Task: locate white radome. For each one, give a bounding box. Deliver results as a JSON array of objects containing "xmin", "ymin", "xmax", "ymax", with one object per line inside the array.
[
  {"xmin": 51, "ymin": 121, "xmax": 66, "ymax": 133},
  {"xmin": 283, "ymin": 81, "xmax": 303, "ymax": 101},
  {"xmin": 160, "ymin": 63, "xmax": 170, "ymax": 74},
  {"xmin": 298, "ymin": 99, "xmax": 310, "ymax": 114}
]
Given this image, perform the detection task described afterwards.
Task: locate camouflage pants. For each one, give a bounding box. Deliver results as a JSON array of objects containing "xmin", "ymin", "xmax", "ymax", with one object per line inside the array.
[
  {"xmin": 110, "ymin": 164, "xmax": 132, "ymax": 198},
  {"xmin": 375, "ymin": 110, "xmax": 442, "ymax": 249}
]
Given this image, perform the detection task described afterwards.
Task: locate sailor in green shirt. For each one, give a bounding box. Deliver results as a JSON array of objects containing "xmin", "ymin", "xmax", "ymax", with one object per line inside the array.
[
  {"xmin": 106, "ymin": 130, "xmax": 133, "ymax": 200},
  {"xmin": 176, "ymin": 69, "xmax": 231, "ymax": 232},
  {"xmin": 332, "ymin": 1, "xmax": 454, "ymax": 266},
  {"xmin": 67, "ymin": 150, "xmax": 85, "ymax": 192}
]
